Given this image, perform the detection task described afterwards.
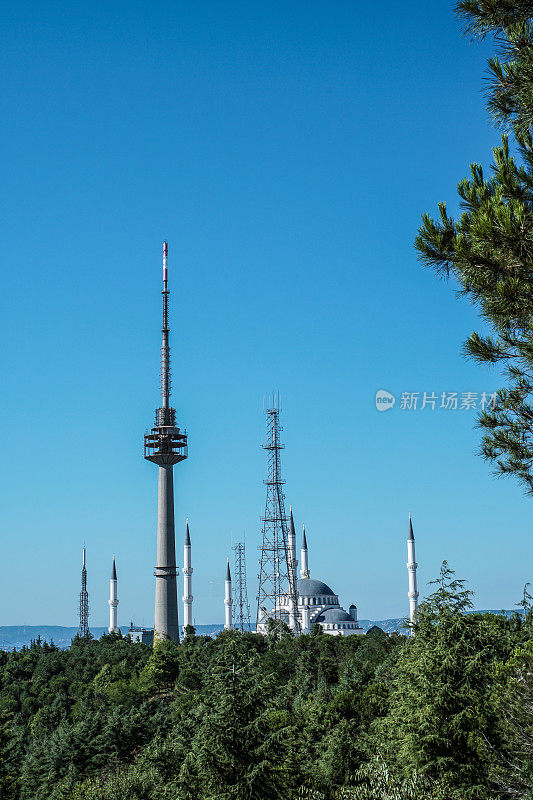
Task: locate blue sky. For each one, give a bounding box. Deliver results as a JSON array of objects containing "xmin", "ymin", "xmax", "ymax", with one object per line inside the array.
[{"xmin": 1, "ymin": 0, "xmax": 528, "ymax": 627}]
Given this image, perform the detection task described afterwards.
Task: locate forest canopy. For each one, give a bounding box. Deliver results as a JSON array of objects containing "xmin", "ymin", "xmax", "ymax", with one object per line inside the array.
[{"xmin": 1, "ymin": 566, "xmax": 532, "ymax": 800}]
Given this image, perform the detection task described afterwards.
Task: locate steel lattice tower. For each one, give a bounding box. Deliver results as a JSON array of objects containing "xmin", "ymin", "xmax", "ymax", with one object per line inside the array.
[
  {"xmin": 233, "ymin": 540, "xmax": 251, "ymax": 633},
  {"xmin": 256, "ymin": 397, "xmax": 299, "ymax": 634},
  {"xmin": 144, "ymin": 242, "xmax": 188, "ymax": 643},
  {"xmin": 78, "ymin": 546, "xmax": 89, "ymax": 638}
]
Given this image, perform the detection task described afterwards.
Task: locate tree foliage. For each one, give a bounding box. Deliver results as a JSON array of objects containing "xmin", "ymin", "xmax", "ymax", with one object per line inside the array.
[
  {"xmin": 416, "ymin": 1, "xmax": 533, "ymax": 492},
  {"xmin": 0, "ymin": 569, "xmax": 532, "ymax": 800}
]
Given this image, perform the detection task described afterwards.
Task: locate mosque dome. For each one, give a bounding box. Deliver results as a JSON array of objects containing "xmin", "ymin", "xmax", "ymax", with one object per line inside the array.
[
  {"xmin": 296, "ymin": 578, "xmax": 335, "ymax": 597},
  {"xmin": 315, "ymin": 608, "xmax": 355, "ymax": 623}
]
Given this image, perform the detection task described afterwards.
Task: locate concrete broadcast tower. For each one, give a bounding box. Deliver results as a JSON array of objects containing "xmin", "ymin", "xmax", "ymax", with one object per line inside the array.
[{"xmin": 144, "ymin": 242, "xmax": 188, "ymax": 643}]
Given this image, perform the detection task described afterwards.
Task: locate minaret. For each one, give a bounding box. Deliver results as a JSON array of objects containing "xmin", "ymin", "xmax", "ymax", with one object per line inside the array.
[
  {"xmin": 301, "ymin": 603, "xmax": 311, "ymax": 634},
  {"xmin": 78, "ymin": 547, "xmax": 89, "ymax": 638},
  {"xmin": 108, "ymin": 556, "xmax": 119, "ymax": 634},
  {"xmin": 183, "ymin": 520, "xmax": 193, "ymax": 633},
  {"xmin": 300, "ymin": 525, "xmax": 310, "ymax": 579},
  {"xmin": 288, "ymin": 507, "xmax": 298, "ymax": 630},
  {"xmin": 144, "ymin": 242, "xmax": 188, "ymax": 643},
  {"xmin": 407, "ymin": 514, "xmax": 419, "ymax": 630},
  {"xmin": 224, "ymin": 559, "xmax": 233, "ymax": 630}
]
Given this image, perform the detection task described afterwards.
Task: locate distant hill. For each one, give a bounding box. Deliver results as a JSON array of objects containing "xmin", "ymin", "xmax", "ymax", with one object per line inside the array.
[
  {"xmin": 0, "ymin": 625, "xmax": 222, "ymax": 651},
  {"xmin": 0, "ymin": 611, "xmax": 518, "ymax": 650}
]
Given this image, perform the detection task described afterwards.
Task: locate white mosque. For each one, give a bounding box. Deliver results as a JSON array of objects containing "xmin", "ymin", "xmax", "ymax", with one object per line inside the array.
[
  {"xmin": 121, "ymin": 513, "xmax": 419, "ymax": 640},
  {"xmin": 275, "ymin": 515, "xmax": 363, "ymax": 636}
]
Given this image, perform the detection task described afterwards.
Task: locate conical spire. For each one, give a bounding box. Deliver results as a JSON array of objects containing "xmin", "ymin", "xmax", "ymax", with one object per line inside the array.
[
  {"xmin": 408, "ymin": 513, "xmax": 414, "ymax": 541},
  {"xmin": 111, "ymin": 555, "xmax": 117, "ymax": 580},
  {"xmin": 302, "ymin": 524, "xmax": 308, "ymax": 550},
  {"xmin": 289, "ymin": 506, "xmax": 296, "ymax": 537},
  {"xmin": 226, "ymin": 559, "xmax": 231, "ymax": 580},
  {"xmin": 185, "ymin": 519, "xmax": 191, "ymax": 546}
]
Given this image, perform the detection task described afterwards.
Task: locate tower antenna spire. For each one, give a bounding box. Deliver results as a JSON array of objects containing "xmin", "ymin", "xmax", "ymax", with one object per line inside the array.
[
  {"xmin": 78, "ymin": 546, "xmax": 89, "ymax": 638},
  {"xmin": 256, "ymin": 399, "xmax": 300, "ymax": 635},
  {"xmin": 161, "ymin": 241, "xmax": 170, "ymax": 410},
  {"xmin": 233, "ymin": 539, "xmax": 251, "ymax": 633},
  {"xmin": 144, "ymin": 242, "xmax": 188, "ymax": 643}
]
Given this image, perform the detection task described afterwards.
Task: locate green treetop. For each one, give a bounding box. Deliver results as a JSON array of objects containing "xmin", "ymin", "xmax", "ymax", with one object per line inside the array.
[{"xmin": 417, "ymin": 2, "xmax": 533, "ymax": 493}]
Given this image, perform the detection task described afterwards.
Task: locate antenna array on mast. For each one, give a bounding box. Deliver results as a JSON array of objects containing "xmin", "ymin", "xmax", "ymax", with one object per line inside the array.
[
  {"xmin": 78, "ymin": 546, "xmax": 89, "ymax": 638},
  {"xmin": 233, "ymin": 540, "xmax": 251, "ymax": 633},
  {"xmin": 256, "ymin": 398, "xmax": 300, "ymax": 634}
]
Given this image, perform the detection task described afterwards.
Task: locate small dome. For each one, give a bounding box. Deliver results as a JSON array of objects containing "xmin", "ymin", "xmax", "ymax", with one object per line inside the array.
[
  {"xmin": 297, "ymin": 578, "xmax": 335, "ymax": 597},
  {"xmin": 315, "ymin": 608, "xmax": 355, "ymax": 623}
]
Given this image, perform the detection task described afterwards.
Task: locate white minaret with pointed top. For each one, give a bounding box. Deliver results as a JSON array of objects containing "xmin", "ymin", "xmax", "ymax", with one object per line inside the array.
[
  {"xmin": 288, "ymin": 507, "xmax": 298, "ymax": 630},
  {"xmin": 300, "ymin": 525, "xmax": 310, "ymax": 579},
  {"xmin": 224, "ymin": 559, "xmax": 233, "ymax": 630},
  {"xmin": 183, "ymin": 520, "xmax": 193, "ymax": 632},
  {"xmin": 407, "ymin": 514, "xmax": 419, "ymax": 631},
  {"xmin": 108, "ymin": 556, "xmax": 119, "ymax": 634}
]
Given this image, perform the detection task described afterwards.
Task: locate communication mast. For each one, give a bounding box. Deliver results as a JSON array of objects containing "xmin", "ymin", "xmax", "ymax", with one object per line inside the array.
[
  {"xmin": 78, "ymin": 546, "xmax": 89, "ymax": 638},
  {"xmin": 256, "ymin": 395, "xmax": 299, "ymax": 634},
  {"xmin": 144, "ymin": 242, "xmax": 187, "ymax": 643},
  {"xmin": 233, "ymin": 540, "xmax": 251, "ymax": 633}
]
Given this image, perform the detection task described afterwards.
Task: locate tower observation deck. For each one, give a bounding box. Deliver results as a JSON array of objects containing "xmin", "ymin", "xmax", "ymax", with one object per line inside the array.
[{"xmin": 144, "ymin": 242, "xmax": 187, "ymax": 643}]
